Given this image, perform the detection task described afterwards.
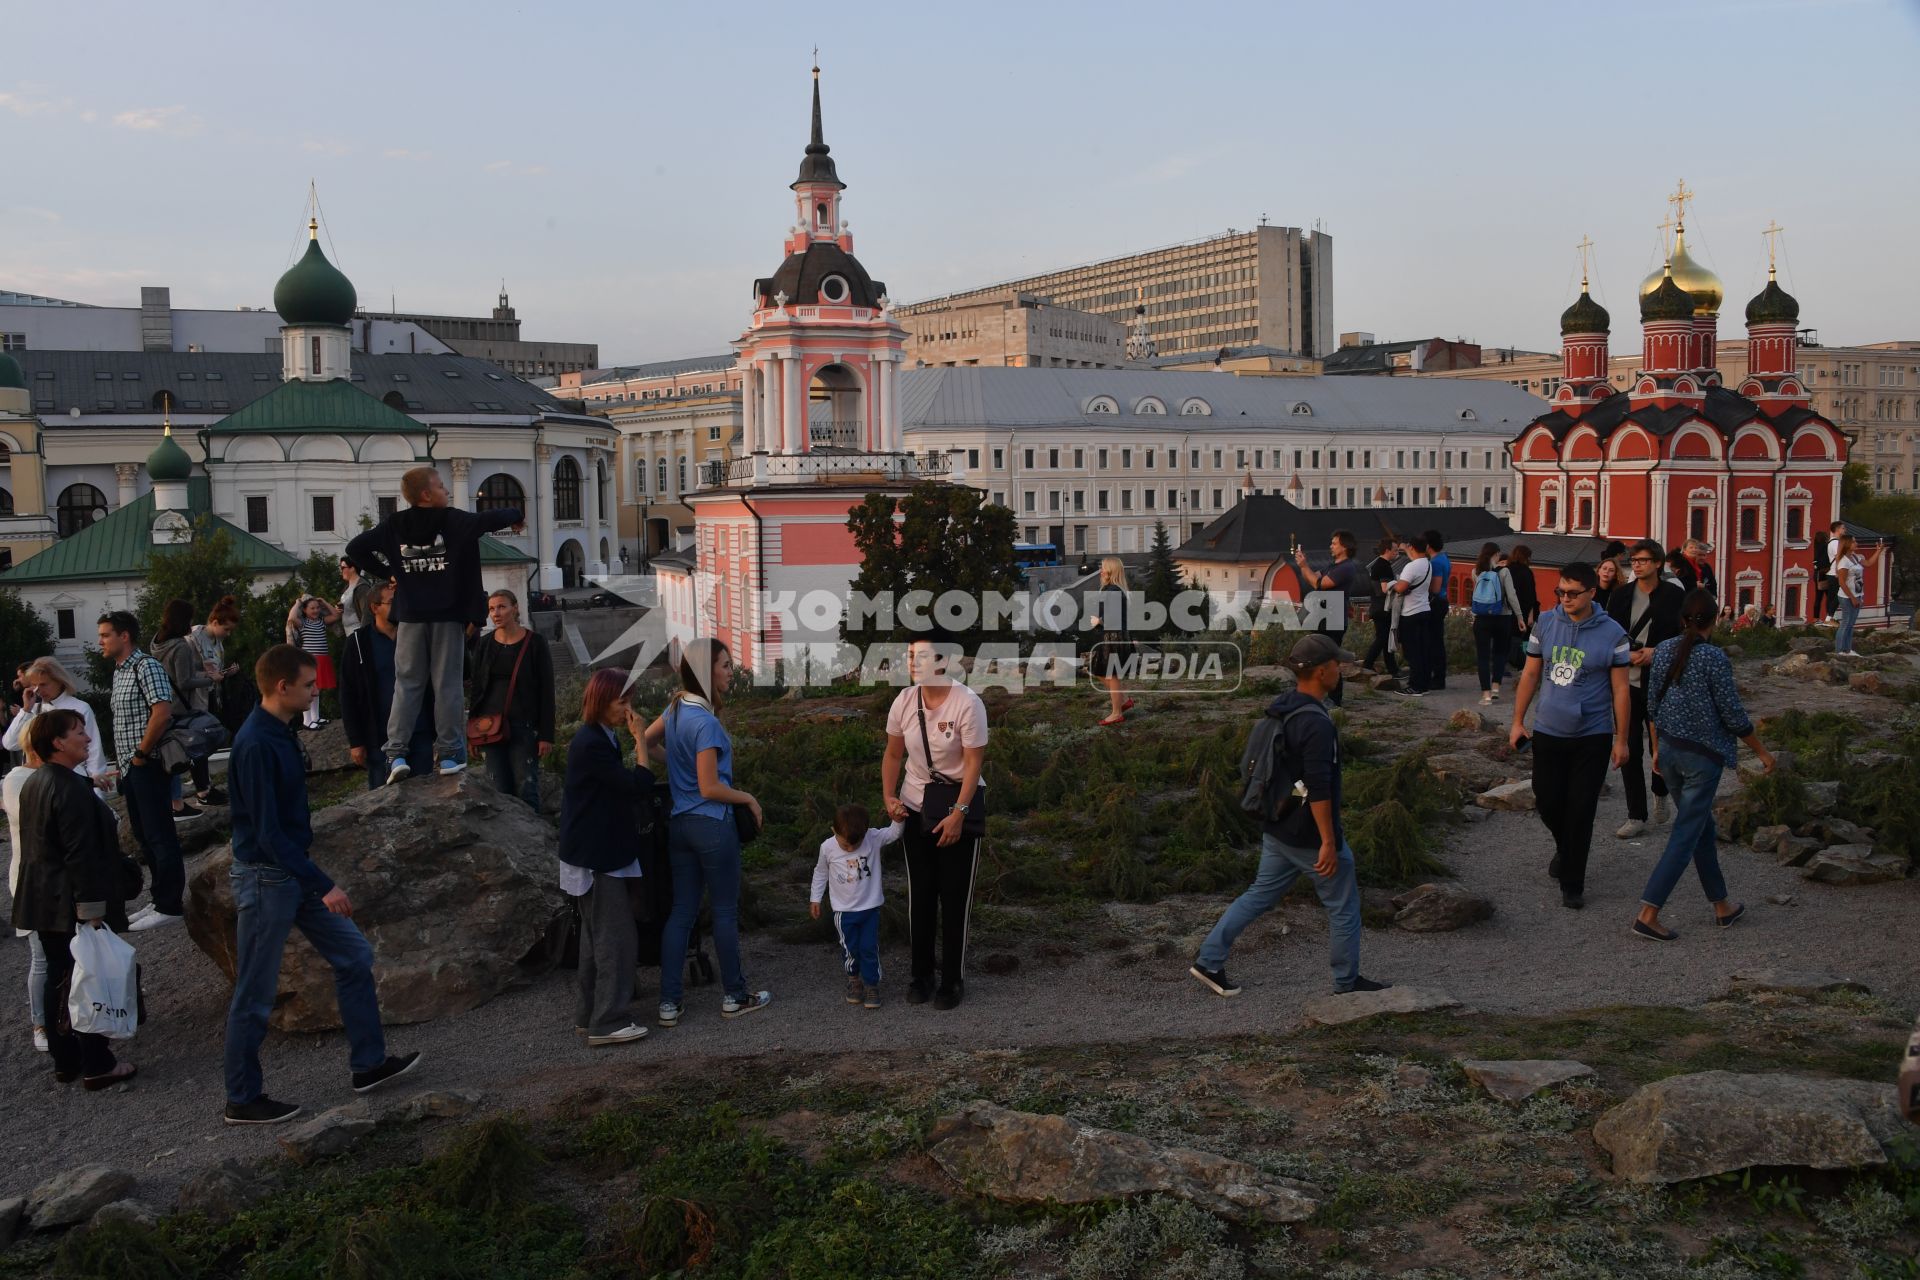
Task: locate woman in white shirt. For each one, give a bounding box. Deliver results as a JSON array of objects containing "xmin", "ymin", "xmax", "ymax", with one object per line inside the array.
[
  {"xmin": 881, "ymin": 632, "xmax": 988, "ymax": 1011},
  {"xmin": 2, "ymin": 732, "xmax": 46, "ymax": 1052},
  {"xmin": 1831, "ymin": 533, "xmax": 1884, "ymax": 658},
  {"xmin": 2, "ymin": 658, "xmax": 109, "ymax": 786}
]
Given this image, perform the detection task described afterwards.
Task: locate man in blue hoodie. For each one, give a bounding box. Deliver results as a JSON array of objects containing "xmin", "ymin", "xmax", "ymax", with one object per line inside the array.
[
  {"xmin": 1190, "ymin": 634, "xmax": 1389, "ymax": 999},
  {"xmin": 344, "ymin": 466, "xmax": 522, "ymax": 782}
]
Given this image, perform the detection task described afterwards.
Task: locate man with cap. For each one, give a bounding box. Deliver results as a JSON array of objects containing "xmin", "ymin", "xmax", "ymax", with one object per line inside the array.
[{"xmin": 1189, "ymin": 634, "xmax": 1389, "ymax": 999}]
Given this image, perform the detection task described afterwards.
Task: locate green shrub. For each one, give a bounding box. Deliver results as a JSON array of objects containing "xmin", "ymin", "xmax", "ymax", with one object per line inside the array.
[
  {"xmin": 427, "ymin": 1114, "xmax": 544, "ymax": 1216},
  {"xmin": 740, "ymin": 1178, "xmax": 979, "ymax": 1280},
  {"xmin": 1342, "ymin": 750, "xmax": 1458, "ymax": 887},
  {"xmin": 1063, "ymin": 1197, "xmax": 1244, "ymax": 1280},
  {"xmin": 54, "ymin": 1220, "xmax": 192, "ymax": 1280},
  {"xmin": 1737, "ymin": 769, "xmax": 1810, "ymax": 835}
]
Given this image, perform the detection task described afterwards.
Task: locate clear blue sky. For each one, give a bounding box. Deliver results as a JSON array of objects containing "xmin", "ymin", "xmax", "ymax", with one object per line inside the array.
[{"xmin": 4, "ymin": 0, "xmax": 1916, "ymax": 362}]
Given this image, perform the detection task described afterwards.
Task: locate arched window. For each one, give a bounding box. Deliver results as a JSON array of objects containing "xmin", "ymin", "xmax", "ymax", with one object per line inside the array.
[
  {"xmin": 475, "ymin": 472, "xmax": 525, "ymax": 514},
  {"xmin": 382, "ymin": 391, "xmax": 407, "ymax": 411},
  {"xmin": 553, "ymin": 455, "xmax": 582, "ymax": 521},
  {"xmin": 57, "ymin": 483, "xmax": 108, "ymax": 538}
]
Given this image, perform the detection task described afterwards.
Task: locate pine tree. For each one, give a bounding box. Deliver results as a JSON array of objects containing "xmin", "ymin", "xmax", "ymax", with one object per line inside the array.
[{"xmin": 1144, "ymin": 520, "xmax": 1180, "ymax": 631}]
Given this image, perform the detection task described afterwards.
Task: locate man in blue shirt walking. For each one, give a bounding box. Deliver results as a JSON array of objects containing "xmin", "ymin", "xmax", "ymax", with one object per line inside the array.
[
  {"xmin": 222, "ymin": 644, "xmax": 420, "ymax": 1125},
  {"xmin": 1507, "ymin": 562, "xmax": 1631, "ymax": 909}
]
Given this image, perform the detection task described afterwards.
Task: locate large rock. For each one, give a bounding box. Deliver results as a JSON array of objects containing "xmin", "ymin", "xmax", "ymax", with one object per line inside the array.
[
  {"xmin": 1774, "ymin": 835, "xmax": 1824, "ymax": 868},
  {"xmin": 1724, "ymin": 970, "xmax": 1869, "ymax": 999},
  {"xmin": 280, "ymin": 1103, "xmax": 376, "ymax": 1164},
  {"xmin": 1747, "ymin": 824, "xmax": 1791, "ymax": 854},
  {"xmin": 1427, "ymin": 752, "xmax": 1514, "ymax": 793},
  {"xmin": 1804, "ymin": 780, "xmax": 1840, "ymax": 817},
  {"xmin": 1300, "ymin": 986, "xmax": 1461, "ymax": 1027},
  {"xmin": 925, "ymin": 1100, "xmax": 1319, "ymax": 1224},
  {"xmin": 176, "ymin": 1160, "xmax": 276, "ymax": 1222},
  {"xmin": 1797, "ymin": 817, "xmax": 1875, "ymax": 847},
  {"xmin": 1773, "ymin": 653, "xmax": 1840, "ymax": 685},
  {"xmin": 1390, "ymin": 884, "xmax": 1494, "ymax": 933},
  {"xmin": 1475, "ymin": 780, "xmax": 1535, "ymax": 812},
  {"xmin": 185, "ymin": 772, "xmax": 565, "ymax": 1032},
  {"xmin": 1458, "ymin": 1059, "xmax": 1595, "ymax": 1102},
  {"xmin": 0, "ymin": 1197, "xmax": 21, "ymax": 1248},
  {"xmin": 1594, "ymin": 1071, "xmax": 1907, "ymax": 1183},
  {"xmin": 90, "ymin": 1200, "xmax": 160, "ymax": 1230},
  {"xmin": 26, "ymin": 1165, "xmax": 135, "ymax": 1231},
  {"xmin": 1801, "ymin": 845, "xmax": 1909, "ymax": 885}
]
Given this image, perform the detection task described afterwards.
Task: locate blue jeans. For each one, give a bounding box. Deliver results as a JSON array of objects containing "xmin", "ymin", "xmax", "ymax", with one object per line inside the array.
[
  {"xmin": 1638, "ymin": 745, "xmax": 1729, "ymax": 910},
  {"xmin": 483, "ymin": 720, "xmax": 542, "ymax": 813},
  {"xmin": 659, "ymin": 814, "xmax": 746, "ymax": 1004},
  {"xmin": 368, "ymin": 727, "xmax": 435, "ymax": 790},
  {"xmin": 1197, "ymin": 834, "xmax": 1362, "ymax": 991},
  {"xmin": 223, "ymin": 862, "xmax": 386, "ymax": 1106},
  {"xmin": 1836, "ymin": 597, "xmax": 1860, "ymax": 653},
  {"xmin": 835, "ymin": 906, "xmax": 882, "ymax": 986},
  {"xmin": 121, "ymin": 763, "xmax": 185, "ymax": 915}
]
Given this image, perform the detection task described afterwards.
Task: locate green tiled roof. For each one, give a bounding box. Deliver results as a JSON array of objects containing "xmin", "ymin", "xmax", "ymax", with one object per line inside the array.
[
  {"xmin": 479, "ymin": 536, "xmax": 534, "ymax": 565},
  {"xmin": 0, "ymin": 479, "xmax": 301, "ymax": 584},
  {"xmin": 210, "ymin": 377, "xmax": 424, "ymax": 435}
]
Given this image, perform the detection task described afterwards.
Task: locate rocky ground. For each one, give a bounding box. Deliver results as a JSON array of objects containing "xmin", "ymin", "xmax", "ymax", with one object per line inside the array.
[{"xmin": 2, "ymin": 627, "xmax": 1917, "ymax": 1277}]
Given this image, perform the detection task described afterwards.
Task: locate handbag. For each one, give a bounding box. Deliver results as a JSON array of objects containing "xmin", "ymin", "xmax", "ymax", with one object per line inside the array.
[
  {"xmin": 915, "ymin": 688, "xmax": 986, "ymax": 839},
  {"xmin": 466, "ymin": 636, "xmax": 530, "ymax": 751},
  {"xmin": 68, "ymin": 926, "xmax": 139, "ymax": 1040},
  {"xmin": 733, "ymin": 803, "xmax": 760, "ymax": 844}
]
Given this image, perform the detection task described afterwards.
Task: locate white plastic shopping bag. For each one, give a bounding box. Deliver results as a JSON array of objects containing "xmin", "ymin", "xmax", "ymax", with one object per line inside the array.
[{"xmin": 68, "ymin": 926, "xmax": 139, "ymax": 1040}]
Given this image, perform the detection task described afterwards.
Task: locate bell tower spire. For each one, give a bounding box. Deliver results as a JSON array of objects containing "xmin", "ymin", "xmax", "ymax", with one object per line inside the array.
[{"xmin": 792, "ymin": 58, "xmax": 846, "ymax": 248}]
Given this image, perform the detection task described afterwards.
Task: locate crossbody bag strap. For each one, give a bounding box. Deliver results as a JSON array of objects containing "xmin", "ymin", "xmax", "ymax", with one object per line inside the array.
[
  {"xmin": 915, "ymin": 688, "xmax": 955, "ymax": 786},
  {"xmin": 498, "ymin": 635, "xmax": 530, "ymax": 723}
]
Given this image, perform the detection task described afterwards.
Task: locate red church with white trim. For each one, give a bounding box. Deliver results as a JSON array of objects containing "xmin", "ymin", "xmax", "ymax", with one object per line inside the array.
[{"xmin": 1510, "ymin": 211, "xmax": 1888, "ymax": 625}]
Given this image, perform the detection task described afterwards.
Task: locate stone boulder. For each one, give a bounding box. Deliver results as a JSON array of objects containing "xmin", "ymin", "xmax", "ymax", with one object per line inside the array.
[
  {"xmin": 1446, "ymin": 708, "xmax": 1485, "ymax": 733},
  {"xmin": 1475, "ymin": 780, "xmax": 1535, "ymax": 812},
  {"xmin": 1458, "ymin": 1059, "xmax": 1595, "ymax": 1102},
  {"xmin": 90, "ymin": 1200, "xmax": 160, "ymax": 1230},
  {"xmin": 1593, "ymin": 1071, "xmax": 1907, "ymax": 1183},
  {"xmin": 1797, "ymin": 817, "xmax": 1875, "ymax": 847},
  {"xmin": 1804, "ymin": 780, "xmax": 1839, "ymax": 817},
  {"xmin": 925, "ymin": 1100, "xmax": 1319, "ymax": 1224},
  {"xmin": 176, "ymin": 1160, "xmax": 276, "ymax": 1222},
  {"xmin": 1300, "ymin": 986, "xmax": 1461, "ymax": 1027},
  {"xmin": 1773, "ymin": 652, "xmax": 1841, "ymax": 685},
  {"xmin": 1390, "ymin": 884, "xmax": 1494, "ymax": 933},
  {"xmin": 1848, "ymin": 671, "xmax": 1891, "ymax": 695},
  {"xmin": 1774, "ymin": 836, "xmax": 1824, "ymax": 868},
  {"xmin": 1368, "ymin": 674, "xmax": 1401, "ymax": 692},
  {"xmin": 1801, "ymin": 845, "xmax": 1909, "ymax": 886},
  {"xmin": 26, "ymin": 1165, "xmax": 135, "ymax": 1231},
  {"xmin": 1747, "ymin": 824, "xmax": 1791, "ymax": 854},
  {"xmin": 185, "ymin": 772, "xmax": 565, "ymax": 1032},
  {"xmin": 0, "ymin": 1197, "xmax": 22, "ymax": 1249},
  {"xmin": 281, "ymin": 1103, "xmax": 376, "ymax": 1164},
  {"xmin": 1428, "ymin": 752, "xmax": 1514, "ymax": 793},
  {"xmin": 1724, "ymin": 970, "xmax": 1869, "ymax": 999}
]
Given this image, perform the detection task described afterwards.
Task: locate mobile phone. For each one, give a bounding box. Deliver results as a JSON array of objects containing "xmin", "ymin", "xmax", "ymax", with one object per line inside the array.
[{"xmin": 1514, "ymin": 733, "xmax": 1532, "ymax": 754}]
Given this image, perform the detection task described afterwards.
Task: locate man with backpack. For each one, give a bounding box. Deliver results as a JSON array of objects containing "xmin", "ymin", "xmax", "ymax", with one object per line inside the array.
[
  {"xmin": 1189, "ymin": 634, "xmax": 1389, "ymax": 999},
  {"xmin": 1605, "ymin": 539, "xmax": 1683, "ymax": 838}
]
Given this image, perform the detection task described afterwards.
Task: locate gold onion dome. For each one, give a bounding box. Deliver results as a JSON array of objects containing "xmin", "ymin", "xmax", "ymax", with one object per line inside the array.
[{"xmin": 1638, "ymin": 228, "xmax": 1722, "ymax": 318}]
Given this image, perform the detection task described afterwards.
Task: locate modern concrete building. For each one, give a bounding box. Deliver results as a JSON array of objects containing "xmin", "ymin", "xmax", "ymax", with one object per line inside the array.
[
  {"xmin": 0, "ymin": 285, "xmax": 447, "ymax": 356},
  {"xmin": 1323, "ymin": 334, "xmax": 1484, "ymax": 376},
  {"xmin": 898, "ymin": 223, "xmax": 1334, "ymax": 360},
  {"xmin": 899, "ymin": 289, "xmax": 1128, "ymax": 369},
  {"xmin": 362, "ymin": 287, "xmax": 598, "ymax": 378}
]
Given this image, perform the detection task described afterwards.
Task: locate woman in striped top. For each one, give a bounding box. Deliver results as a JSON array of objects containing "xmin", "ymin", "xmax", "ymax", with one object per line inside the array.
[{"xmin": 286, "ymin": 596, "xmax": 341, "ymax": 729}]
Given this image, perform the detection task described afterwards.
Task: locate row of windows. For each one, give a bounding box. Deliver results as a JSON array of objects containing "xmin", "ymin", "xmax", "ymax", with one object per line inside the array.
[
  {"xmin": 981, "ymin": 445, "xmax": 1500, "ymax": 472},
  {"xmin": 996, "ymin": 483, "xmax": 1510, "ymax": 515}
]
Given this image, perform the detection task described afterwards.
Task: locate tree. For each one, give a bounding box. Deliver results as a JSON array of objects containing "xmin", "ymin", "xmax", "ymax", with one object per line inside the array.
[
  {"xmin": 843, "ymin": 481, "xmax": 1019, "ymax": 648},
  {"xmin": 1144, "ymin": 520, "xmax": 1180, "ymax": 630},
  {"xmin": 0, "ymin": 586, "xmax": 56, "ymax": 682}
]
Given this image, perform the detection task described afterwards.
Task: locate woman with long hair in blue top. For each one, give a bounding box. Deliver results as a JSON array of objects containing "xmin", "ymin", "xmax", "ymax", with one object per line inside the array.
[
  {"xmin": 1632, "ymin": 589, "xmax": 1776, "ymax": 941},
  {"xmin": 643, "ymin": 638, "xmax": 769, "ymax": 1027}
]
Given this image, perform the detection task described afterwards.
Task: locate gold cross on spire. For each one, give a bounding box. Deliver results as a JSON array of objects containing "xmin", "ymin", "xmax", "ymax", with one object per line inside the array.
[
  {"xmin": 1761, "ymin": 219, "xmax": 1784, "ymax": 278},
  {"xmin": 1668, "ymin": 177, "xmax": 1694, "ymax": 231},
  {"xmin": 1575, "ymin": 235, "xmax": 1595, "ymax": 288}
]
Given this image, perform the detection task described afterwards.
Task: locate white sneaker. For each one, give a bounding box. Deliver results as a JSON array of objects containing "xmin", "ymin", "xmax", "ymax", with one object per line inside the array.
[
  {"xmin": 1652, "ymin": 796, "xmax": 1669, "ymax": 825},
  {"xmin": 1616, "ymin": 819, "xmax": 1647, "ymax": 839},
  {"xmin": 32, "ymin": 1027, "xmax": 47, "ymax": 1053},
  {"xmin": 128, "ymin": 904, "xmax": 157, "ymax": 924},
  {"xmin": 721, "ymin": 991, "xmax": 772, "ymax": 1019},
  {"xmin": 129, "ymin": 910, "xmax": 183, "ymax": 932},
  {"xmin": 1479, "ymin": 692, "xmax": 1493, "ymax": 706},
  {"xmin": 587, "ymin": 1024, "xmax": 649, "ymax": 1046}
]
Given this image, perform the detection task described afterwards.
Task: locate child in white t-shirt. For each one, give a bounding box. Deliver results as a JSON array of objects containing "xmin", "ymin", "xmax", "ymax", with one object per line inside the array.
[{"xmin": 809, "ymin": 803, "xmax": 904, "ymax": 1010}]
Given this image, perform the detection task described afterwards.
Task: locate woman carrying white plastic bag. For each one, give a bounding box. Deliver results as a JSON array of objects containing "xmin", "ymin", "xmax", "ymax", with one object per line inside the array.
[
  {"xmin": 10, "ymin": 709, "xmax": 138, "ymax": 1089},
  {"xmin": 68, "ymin": 926, "xmax": 139, "ymax": 1040}
]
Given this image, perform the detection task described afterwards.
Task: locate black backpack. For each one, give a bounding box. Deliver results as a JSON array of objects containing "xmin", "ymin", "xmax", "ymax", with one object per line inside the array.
[{"xmin": 1238, "ymin": 702, "xmax": 1333, "ymax": 823}]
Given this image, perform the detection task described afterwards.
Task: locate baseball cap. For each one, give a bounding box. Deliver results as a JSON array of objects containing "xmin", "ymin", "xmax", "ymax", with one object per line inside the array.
[{"xmin": 1287, "ymin": 633, "xmax": 1355, "ymax": 673}]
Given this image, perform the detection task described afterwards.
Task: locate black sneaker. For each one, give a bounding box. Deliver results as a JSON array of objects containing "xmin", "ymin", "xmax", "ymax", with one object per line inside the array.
[
  {"xmin": 1547, "ymin": 856, "xmax": 1562, "ymax": 880},
  {"xmin": 1561, "ymin": 892, "xmax": 1585, "ymax": 910},
  {"xmin": 1346, "ymin": 976, "xmax": 1391, "ymax": 993},
  {"xmin": 198, "ymin": 787, "xmax": 229, "ymax": 806},
  {"xmin": 224, "ymin": 1096, "xmax": 302, "ymax": 1125},
  {"xmin": 907, "ymin": 978, "xmax": 934, "ymax": 1005},
  {"xmin": 1189, "ymin": 964, "xmax": 1242, "ymax": 997},
  {"xmin": 351, "ymin": 1051, "xmax": 422, "ymax": 1094},
  {"xmin": 933, "ymin": 980, "xmax": 965, "ymax": 1011}
]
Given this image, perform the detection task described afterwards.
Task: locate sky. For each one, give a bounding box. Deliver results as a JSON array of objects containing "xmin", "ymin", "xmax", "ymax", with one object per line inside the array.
[{"xmin": 3, "ymin": 0, "xmax": 1917, "ymax": 364}]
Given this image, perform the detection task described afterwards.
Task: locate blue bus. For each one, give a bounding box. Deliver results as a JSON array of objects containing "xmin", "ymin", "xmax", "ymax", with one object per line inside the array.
[{"xmin": 1013, "ymin": 542, "xmax": 1061, "ymax": 575}]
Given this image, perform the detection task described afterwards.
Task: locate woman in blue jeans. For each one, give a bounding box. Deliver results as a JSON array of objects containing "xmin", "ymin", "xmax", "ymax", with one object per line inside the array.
[
  {"xmin": 644, "ymin": 638, "xmax": 769, "ymax": 1025},
  {"xmin": 1633, "ymin": 589, "xmax": 1775, "ymax": 941}
]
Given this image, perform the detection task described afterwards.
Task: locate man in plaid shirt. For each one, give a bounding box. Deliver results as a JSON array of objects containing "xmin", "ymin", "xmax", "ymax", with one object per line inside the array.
[{"xmin": 98, "ymin": 611, "xmax": 188, "ymax": 931}]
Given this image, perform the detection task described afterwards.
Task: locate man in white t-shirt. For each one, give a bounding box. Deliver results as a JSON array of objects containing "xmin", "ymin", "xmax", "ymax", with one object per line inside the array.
[
  {"xmin": 1388, "ymin": 534, "xmax": 1435, "ymax": 696},
  {"xmin": 881, "ymin": 634, "xmax": 988, "ymax": 1010}
]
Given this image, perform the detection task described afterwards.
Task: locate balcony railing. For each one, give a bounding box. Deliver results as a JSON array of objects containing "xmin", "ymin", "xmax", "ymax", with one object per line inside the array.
[
  {"xmin": 703, "ymin": 450, "xmax": 948, "ymax": 488},
  {"xmin": 808, "ymin": 420, "xmax": 864, "ymax": 448}
]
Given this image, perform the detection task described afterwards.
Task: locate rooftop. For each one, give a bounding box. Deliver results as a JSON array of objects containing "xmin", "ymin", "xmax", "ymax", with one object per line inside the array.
[
  {"xmin": 579, "ymin": 354, "xmax": 737, "ymax": 386},
  {"xmin": 0, "ymin": 479, "xmax": 299, "ymax": 584},
  {"xmin": 1176, "ymin": 494, "xmax": 1512, "ymax": 563}
]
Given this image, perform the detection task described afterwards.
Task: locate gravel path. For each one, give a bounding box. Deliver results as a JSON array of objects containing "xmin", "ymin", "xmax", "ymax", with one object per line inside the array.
[{"xmin": 2, "ymin": 673, "xmax": 1915, "ymax": 1211}]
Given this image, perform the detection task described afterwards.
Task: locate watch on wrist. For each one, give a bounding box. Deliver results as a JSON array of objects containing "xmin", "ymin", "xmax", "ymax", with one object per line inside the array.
[{"xmin": 955, "ymin": 802, "xmax": 971, "ymax": 815}]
